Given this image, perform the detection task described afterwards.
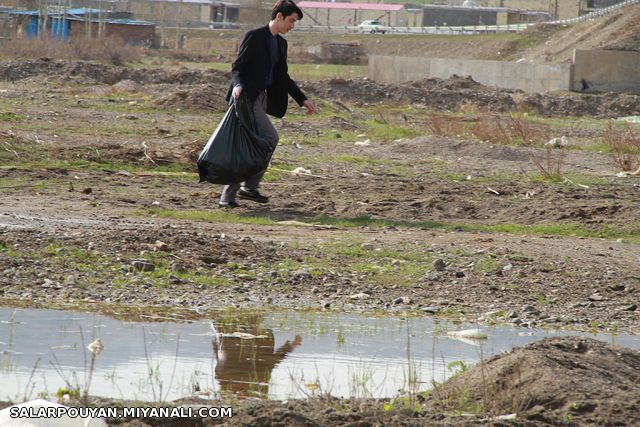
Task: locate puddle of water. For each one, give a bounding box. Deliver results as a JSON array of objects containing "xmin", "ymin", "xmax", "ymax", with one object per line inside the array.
[{"xmin": 0, "ymin": 307, "xmax": 637, "ymax": 402}]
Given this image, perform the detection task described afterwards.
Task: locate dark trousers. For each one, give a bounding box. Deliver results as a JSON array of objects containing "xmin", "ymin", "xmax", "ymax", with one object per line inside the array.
[{"xmin": 220, "ymin": 92, "xmax": 279, "ymax": 203}]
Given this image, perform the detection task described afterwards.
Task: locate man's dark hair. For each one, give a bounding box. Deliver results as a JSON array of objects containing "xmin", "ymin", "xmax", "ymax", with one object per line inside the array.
[{"xmin": 271, "ymin": 0, "xmax": 303, "ymax": 20}]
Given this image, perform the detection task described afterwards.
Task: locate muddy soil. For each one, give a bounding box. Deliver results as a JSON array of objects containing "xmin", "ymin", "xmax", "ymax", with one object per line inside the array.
[
  {"xmin": 0, "ymin": 58, "xmax": 639, "ymax": 424},
  {"xmin": 0, "ymin": 59, "xmax": 638, "ymax": 332}
]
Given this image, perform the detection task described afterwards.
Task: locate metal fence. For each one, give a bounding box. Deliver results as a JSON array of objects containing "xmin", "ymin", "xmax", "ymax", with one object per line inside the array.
[
  {"xmin": 551, "ymin": 0, "xmax": 640, "ymax": 24},
  {"xmin": 297, "ymin": 23, "xmax": 530, "ymax": 35}
]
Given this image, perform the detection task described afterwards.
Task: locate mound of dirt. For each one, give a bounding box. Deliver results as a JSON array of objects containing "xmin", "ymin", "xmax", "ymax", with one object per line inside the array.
[
  {"xmin": 436, "ymin": 336, "xmax": 640, "ymax": 425},
  {"xmin": 2, "ymin": 58, "xmax": 639, "ymax": 117},
  {"xmin": 513, "ymin": 91, "xmax": 640, "ymax": 117},
  {"xmin": 154, "ymin": 83, "xmax": 229, "ymax": 112},
  {"xmin": 301, "ymin": 76, "xmax": 640, "ymax": 117},
  {"xmin": 301, "ymin": 75, "xmax": 517, "ymax": 112},
  {"xmin": 0, "ymin": 58, "xmax": 230, "ymax": 85}
]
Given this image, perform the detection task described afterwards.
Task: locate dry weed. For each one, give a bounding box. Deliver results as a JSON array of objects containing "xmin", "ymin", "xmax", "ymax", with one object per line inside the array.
[
  {"xmin": 424, "ymin": 114, "xmax": 465, "ymax": 137},
  {"xmin": 506, "ymin": 114, "xmax": 551, "ymax": 146},
  {"xmin": 470, "ymin": 113, "xmax": 550, "ymax": 147},
  {"xmin": 532, "ymin": 145, "xmax": 566, "ymax": 180},
  {"xmin": 470, "ymin": 115, "xmax": 511, "ymax": 145},
  {"xmin": 0, "ymin": 35, "xmax": 141, "ymax": 65},
  {"xmin": 602, "ymin": 121, "xmax": 640, "ymax": 172}
]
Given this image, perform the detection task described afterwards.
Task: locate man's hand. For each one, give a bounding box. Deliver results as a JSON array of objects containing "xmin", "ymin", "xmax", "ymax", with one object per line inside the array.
[
  {"xmin": 232, "ymin": 85, "xmax": 243, "ymax": 99},
  {"xmin": 303, "ymin": 99, "xmax": 316, "ymax": 115}
]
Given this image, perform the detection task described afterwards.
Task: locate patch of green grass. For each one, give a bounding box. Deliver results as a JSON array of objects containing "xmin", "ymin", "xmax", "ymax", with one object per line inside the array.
[
  {"xmin": 473, "ymin": 256, "xmax": 500, "ymax": 274},
  {"xmin": 0, "ymin": 177, "xmax": 50, "ymax": 191},
  {"xmin": 527, "ymin": 173, "xmax": 612, "ymax": 187},
  {"xmin": 531, "ymin": 293, "xmax": 551, "ymax": 305},
  {"xmin": 143, "ymin": 207, "xmax": 277, "ymax": 225},
  {"xmin": 44, "ymin": 244, "xmax": 99, "ymax": 261},
  {"xmin": 140, "ymin": 208, "xmax": 640, "ymax": 243},
  {"xmin": 468, "ymin": 222, "xmax": 640, "ymax": 242},
  {"xmin": 0, "ymin": 111, "xmax": 25, "ymax": 122},
  {"xmin": 333, "ymin": 154, "xmax": 382, "ymax": 168},
  {"xmin": 365, "ymin": 119, "xmax": 417, "ymax": 141},
  {"xmin": 4, "ymin": 157, "xmax": 194, "ymax": 175},
  {"xmin": 0, "ymin": 241, "xmax": 25, "ymax": 258},
  {"xmin": 582, "ymin": 141, "xmax": 611, "ymax": 153}
]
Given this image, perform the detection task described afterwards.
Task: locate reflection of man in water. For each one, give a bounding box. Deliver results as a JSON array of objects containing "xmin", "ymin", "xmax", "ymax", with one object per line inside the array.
[{"xmin": 212, "ymin": 321, "xmax": 301, "ymax": 396}]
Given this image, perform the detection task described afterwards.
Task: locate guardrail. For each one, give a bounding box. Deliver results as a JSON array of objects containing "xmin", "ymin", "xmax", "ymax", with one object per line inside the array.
[
  {"xmin": 298, "ymin": 23, "xmax": 530, "ymax": 35},
  {"xmin": 551, "ymin": 0, "xmax": 640, "ymax": 24}
]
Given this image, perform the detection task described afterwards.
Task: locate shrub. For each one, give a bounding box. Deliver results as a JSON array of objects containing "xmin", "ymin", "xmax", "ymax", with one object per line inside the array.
[
  {"xmin": 0, "ymin": 35, "xmax": 141, "ymax": 65},
  {"xmin": 602, "ymin": 122, "xmax": 640, "ymax": 172}
]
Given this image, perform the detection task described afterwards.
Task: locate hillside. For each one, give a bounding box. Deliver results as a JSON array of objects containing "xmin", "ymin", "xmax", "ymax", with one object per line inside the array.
[
  {"xmin": 290, "ymin": 3, "xmax": 640, "ymax": 64},
  {"xmin": 519, "ymin": 3, "xmax": 640, "ymax": 63}
]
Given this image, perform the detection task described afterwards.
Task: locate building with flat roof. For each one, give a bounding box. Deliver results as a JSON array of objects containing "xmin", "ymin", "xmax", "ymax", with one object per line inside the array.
[{"xmin": 297, "ymin": 1, "xmax": 406, "ymax": 27}]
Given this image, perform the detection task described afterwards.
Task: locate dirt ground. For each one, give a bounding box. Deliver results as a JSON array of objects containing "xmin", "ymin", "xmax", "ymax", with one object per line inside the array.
[{"xmin": 1, "ymin": 56, "xmax": 639, "ymax": 425}]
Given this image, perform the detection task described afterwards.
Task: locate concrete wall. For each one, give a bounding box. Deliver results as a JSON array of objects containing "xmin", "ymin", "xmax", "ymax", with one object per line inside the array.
[
  {"xmin": 573, "ymin": 49, "xmax": 640, "ymax": 93},
  {"xmin": 487, "ymin": 0, "xmax": 550, "ymax": 12},
  {"xmin": 422, "ymin": 8, "xmax": 498, "ymax": 26},
  {"xmin": 369, "ymin": 55, "xmax": 572, "ymax": 93}
]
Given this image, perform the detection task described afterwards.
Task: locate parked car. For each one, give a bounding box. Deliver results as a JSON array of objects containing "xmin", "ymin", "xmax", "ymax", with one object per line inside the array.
[
  {"xmin": 357, "ymin": 19, "xmax": 389, "ymax": 34},
  {"xmin": 209, "ymin": 21, "xmax": 239, "ymax": 29}
]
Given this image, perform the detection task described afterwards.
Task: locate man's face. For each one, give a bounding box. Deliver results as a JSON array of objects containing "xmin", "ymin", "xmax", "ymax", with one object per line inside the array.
[{"xmin": 276, "ymin": 12, "xmax": 298, "ymax": 34}]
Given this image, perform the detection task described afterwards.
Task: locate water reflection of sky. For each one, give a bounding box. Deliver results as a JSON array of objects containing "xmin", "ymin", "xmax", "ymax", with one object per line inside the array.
[{"xmin": 0, "ymin": 307, "xmax": 637, "ymax": 402}]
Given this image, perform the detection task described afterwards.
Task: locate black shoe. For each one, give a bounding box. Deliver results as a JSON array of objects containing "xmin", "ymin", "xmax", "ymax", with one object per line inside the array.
[
  {"xmin": 238, "ymin": 188, "xmax": 269, "ymax": 203},
  {"xmin": 218, "ymin": 200, "xmax": 239, "ymax": 208}
]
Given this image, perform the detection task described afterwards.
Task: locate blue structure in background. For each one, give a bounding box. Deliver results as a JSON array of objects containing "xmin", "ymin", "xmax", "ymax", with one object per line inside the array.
[
  {"xmin": 50, "ymin": 17, "xmax": 70, "ymax": 40},
  {"xmin": 11, "ymin": 10, "xmax": 39, "ymax": 38},
  {"xmin": 7, "ymin": 8, "xmax": 155, "ymax": 45},
  {"xmin": 11, "ymin": 8, "xmax": 100, "ymax": 41}
]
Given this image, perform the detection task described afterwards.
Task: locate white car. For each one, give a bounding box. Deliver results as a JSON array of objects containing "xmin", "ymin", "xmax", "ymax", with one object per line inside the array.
[{"xmin": 357, "ymin": 20, "xmax": 389, "ymax": 34}]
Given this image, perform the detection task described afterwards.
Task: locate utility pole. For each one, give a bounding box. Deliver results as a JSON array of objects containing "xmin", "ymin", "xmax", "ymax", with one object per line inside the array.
[
  {"xmin": 175, "ymin": 0, "xmax": 182, "ymax": 49},
  {"xmin": 159, "ymin": 0, "xmax": 167, "ymax": 48},
  {"xmin": 98, "ymin": 0, "xmax": 104, "ymax": 38}
]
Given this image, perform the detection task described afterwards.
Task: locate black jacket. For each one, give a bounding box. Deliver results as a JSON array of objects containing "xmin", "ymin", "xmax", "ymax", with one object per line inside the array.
[{"xmin": 225, "ymin": 25, "xmax": 307, "ymax": 118}]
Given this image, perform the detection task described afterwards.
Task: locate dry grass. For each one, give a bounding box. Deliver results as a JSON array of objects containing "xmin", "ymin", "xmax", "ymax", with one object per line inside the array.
[
  {"xmin": 470, "ymin": 113, "xmax": 551, "ymax": 147},
  {"xmin": 531, "ymin": 146, "xmax": 566, "ymax": 180},
  {"xmin": 602, "ymin": 122, "xmax": 640, "ymax": 172},
  {"xmin": 424, "ymin": 114, "xmax": 465, "ymax": 137},
  {"xmin": 423, "ymin": 112, "xmax": 551, "ymax": 148},
  {"xmin": 0, "ymin": 35, "xmax": 142, "ymax": 65}
]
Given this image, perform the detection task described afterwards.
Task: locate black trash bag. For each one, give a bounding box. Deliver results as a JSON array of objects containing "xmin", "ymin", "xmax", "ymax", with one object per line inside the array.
[{"xmin": 197, "ymin": 97, "xmax": 276, "ymax": 185}]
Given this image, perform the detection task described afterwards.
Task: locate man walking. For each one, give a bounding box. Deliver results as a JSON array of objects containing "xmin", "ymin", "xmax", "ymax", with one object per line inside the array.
[{"xmin": 219, "ymin": 0, "xmax": 316, "ymax": 208}]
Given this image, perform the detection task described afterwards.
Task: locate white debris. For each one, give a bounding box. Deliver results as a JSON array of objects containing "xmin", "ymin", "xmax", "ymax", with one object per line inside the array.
[
  {"xmin": 349, "ymin": 292, "xmax": 371, "ymax": 300},
  {"xmin": 544, "ymin": 136, "xmax": 569, "ymax": 148},
  {"xmin": 219, "ymin": 332, "xmax": 269, "ymax": 339},
  {"xmin": 277, "ymin": 220, "xmax": 334, "ymax": 229},
  {"xmin": 616, "ymin": 115, "xmax": 640, "ymax": 123},
  {"xmin": 495, "ymin": 413, "xmax": 517, "ymax": 420},
  {"xmin": 87, "ymin": 339, "xmax": 104, "ymax": 356},
  {"xmin": 448, "ymin": 328, "xmax": 488, "ymax": 339},
  {"xmin": 292, "ymin": 167, "xmax": 312, "ymax": 175},
  {"xmin": 355, "ymin": 139, "xmax": 371, "ymax": 146}
]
